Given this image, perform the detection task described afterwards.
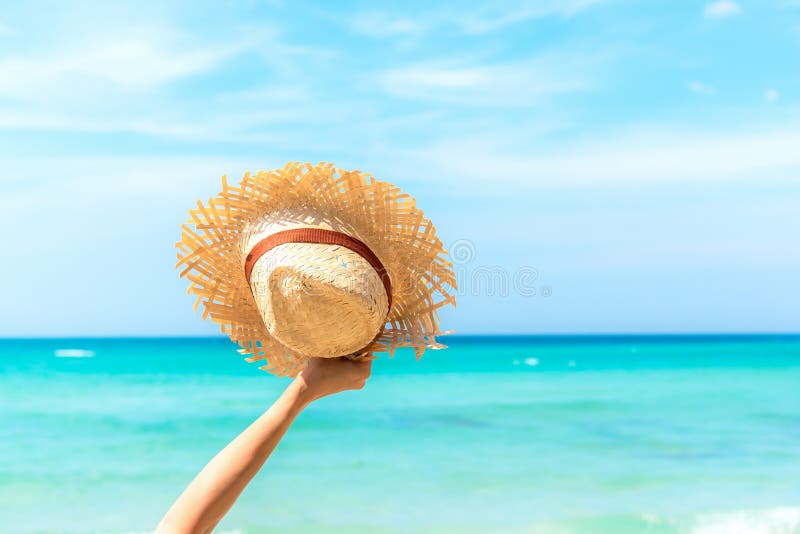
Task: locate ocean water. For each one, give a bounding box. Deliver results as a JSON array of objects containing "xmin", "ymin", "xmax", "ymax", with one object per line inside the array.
[{"xmin": 1, "ymin": 336, "xmax": 799, "ymax": 534}]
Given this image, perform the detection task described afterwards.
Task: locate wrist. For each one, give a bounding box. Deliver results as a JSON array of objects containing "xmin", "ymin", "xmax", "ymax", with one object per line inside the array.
[{"xmin": 288, "ymin": 375, "xmax": 317, "ymax": 410}]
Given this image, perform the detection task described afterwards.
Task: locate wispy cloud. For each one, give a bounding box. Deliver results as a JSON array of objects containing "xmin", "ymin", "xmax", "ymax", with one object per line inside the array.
[
  {"xmin": 405, "ymin": 124, "xmax": 800, "ymax": 187},
  {"xmin": 704, "ymin": 1, "xmax": 742, "ymax": 18},
  {"xmin": 349, "ymin": 0, "xmax": 606, "ymax": 38},
  {"xmin": 1, "ymin": 156, "xmax": 260, "ymax": 206},
  {"xmin": 764, "ymin": 88, "xmax": 780, "ymax": 102},
  {"xmin": 375, "ymin": 53, "xmax": 597, "ymax": 106},
  {"xmin": 456, "ymin": 0, "xmax": 606, "ymax": 35},
  {"xmin": 0, "ymin": 104, "xmax": 360, "ymax": 146},
  {"xmin": 687, "ymin": 80, "xmax": 717, "ymax": 96},
  {"xmin": 0, "ymin": 19, "xmax": 342, "ymax": 141},
  {"xmin": 349, "ymin": 13, "xmax": 426, "ymax": 38},
  {"xmin": 0, "ymin": 27, "xmax": 249, "ymax": 102}
]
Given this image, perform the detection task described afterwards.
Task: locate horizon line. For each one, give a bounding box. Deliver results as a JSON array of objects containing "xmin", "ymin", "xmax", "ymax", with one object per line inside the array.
[{"xmin": 2, "ymin": 332, "xmax": 800, "ymax": 341}]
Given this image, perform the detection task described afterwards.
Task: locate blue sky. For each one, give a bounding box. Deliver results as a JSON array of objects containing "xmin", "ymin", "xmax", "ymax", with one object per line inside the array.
[{"xmin": 1, "ymin": 0, "xmax": 799, "ymax": 336}]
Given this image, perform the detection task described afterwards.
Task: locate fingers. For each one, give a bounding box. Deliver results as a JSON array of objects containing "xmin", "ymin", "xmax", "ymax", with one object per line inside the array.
[{"xmin": 347, "ymin": 359, "xmax": 372, "ymax": 389}]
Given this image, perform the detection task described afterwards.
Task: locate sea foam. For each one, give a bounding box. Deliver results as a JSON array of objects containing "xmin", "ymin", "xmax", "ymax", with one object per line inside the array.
[
  {"xmin": 643, "ymin": 506, "xmax": 800, "ymax": 534},
  {"xmin": 54, "ymin": 349, "xmax": 95, "ymax": 358},
  {"xmin": 691, "ymin": 506, "xmax": 800, "ymax": 534}
]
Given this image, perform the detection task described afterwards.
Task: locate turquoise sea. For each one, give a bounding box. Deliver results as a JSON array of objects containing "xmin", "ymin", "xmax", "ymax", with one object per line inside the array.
[{"xmin": 1, "ymin": 336, "xmax": 799, "ymax": 533}]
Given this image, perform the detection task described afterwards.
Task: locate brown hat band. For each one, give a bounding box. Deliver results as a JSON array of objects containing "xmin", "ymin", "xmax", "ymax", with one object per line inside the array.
[{"xmin": 244, "ymin": 228, "xmax": 392, "ymax": 309}]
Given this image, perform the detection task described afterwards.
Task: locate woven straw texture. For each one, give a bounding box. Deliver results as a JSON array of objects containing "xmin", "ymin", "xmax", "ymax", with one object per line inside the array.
[{"xmin": 176, "ymin": 162, "xmax": 457, "ymax": 377}]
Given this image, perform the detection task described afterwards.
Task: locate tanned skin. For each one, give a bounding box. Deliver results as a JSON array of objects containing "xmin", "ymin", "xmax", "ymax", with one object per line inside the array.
[{"xmin": 156, "ymin": 357, "xmax": 372, "ymax": 534}]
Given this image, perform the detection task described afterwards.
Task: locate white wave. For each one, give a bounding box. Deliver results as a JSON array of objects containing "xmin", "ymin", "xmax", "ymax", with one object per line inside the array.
[
  {"xmin": 691, "ymin": 507, "xmax": 800, "ymax": 534},
  {"xmin": 524, "ymin": 357, "xmax": 539, "ymax": 367},
  {"xmin": 643, "ymin": 506, "xmax": 800, "ymax": 534},
  {"xmin": 54, "ymin": 348, "xmax": 95, "ymax": 358}
]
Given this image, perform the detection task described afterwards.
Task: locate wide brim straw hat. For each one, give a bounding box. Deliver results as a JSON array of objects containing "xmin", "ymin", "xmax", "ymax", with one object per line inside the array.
[{"xmin": 176, "ymin": 162, "xmax": 457, "ymax": 377}]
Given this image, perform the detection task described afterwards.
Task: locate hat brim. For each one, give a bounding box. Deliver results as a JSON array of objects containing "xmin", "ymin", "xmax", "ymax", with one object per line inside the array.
[{"xmin": 176, "ymin": 162, "xmax": 457, "ymax": 377}]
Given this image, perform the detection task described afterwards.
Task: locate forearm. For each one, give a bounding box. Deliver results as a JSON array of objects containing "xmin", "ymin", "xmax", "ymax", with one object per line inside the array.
[{"xmin": 157, "ymin": 378, "xmax": 311, "ymax": 534}]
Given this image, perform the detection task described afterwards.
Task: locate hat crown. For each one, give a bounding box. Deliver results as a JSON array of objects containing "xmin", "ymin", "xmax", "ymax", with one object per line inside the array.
[{"xmin": 244, "ymin": 209, "xmax": 389, "ymax": 358}]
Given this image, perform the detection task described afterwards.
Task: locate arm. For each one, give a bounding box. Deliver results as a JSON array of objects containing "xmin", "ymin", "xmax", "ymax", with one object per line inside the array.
[{"xmin": 156, "ymin": 357, "xmax": 372, "ymax": 534}]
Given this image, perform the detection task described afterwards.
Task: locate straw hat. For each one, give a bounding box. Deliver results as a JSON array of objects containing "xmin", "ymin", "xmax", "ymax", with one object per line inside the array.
[{"xmin": 176, "ymin": 162, "xmax": 457, "ymax": 377}]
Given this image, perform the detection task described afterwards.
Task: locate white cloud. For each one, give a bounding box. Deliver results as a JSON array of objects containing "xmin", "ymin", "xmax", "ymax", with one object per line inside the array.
[
  {"xmin": 0, "ymin": 111, "xmax": 214, "ymax": 139},
  {"xmin": 0, "ymin": 29, "xmax": 249, "ymax": 102},
  {"xmin": 0, "ymin": 87, "xmax": 372, "ymax": 147},
  {"xmin": 456, "ymin": 0, "xmax": 606, "ymax": 35},
  {"xmin": 764, "ymin": 88, "xmax": 780, "ymax": 102},
  {"xmin": 0, "ymin": 156, "xmax": 269, "ymax": 203},
  {"xmin": 687, "ymin": 81, "xmax": 717, "ymax": 96},
  {"xmin": 349, "ymin": 13, "xmax": 426, "ymax": 38},
  {"xmin": 349, "ymin": 0, "xmax": 606, "ymax": 38},
  {"xmin": 0, "ymin": 20, "xmax": 338, "ymax": 141},
  {"xmin": 376, "ymin": 54, "xmax": 595, "ymax": 106},
  {"xmin": 704, "ymin": 1, "xmax": 742, "ymax": 18},
  {"xmin": 0, "ymin": 98, "xmax": 323, "ymax": 141},
  {"xmin": 405, "ymin": 124, "xmax": 800, "ymax": 187}
]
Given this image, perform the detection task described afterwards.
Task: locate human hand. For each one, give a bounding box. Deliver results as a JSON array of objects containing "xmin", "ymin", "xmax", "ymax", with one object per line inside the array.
[{"xmin": 294, "ymin": 357, "xmax": 372, "ymax": 405}]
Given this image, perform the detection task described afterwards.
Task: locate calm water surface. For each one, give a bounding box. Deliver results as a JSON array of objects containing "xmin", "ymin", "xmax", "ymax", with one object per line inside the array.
[{"xmin": 1, "ymin": 336, "xmax": 799, "ymax": 533}]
